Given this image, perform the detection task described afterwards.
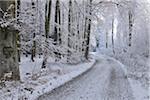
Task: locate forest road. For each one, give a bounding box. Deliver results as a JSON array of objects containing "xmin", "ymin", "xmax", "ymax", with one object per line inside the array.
[{"xmin": 37, "ymin": 55, "xmax": 135, "ymax": 100}]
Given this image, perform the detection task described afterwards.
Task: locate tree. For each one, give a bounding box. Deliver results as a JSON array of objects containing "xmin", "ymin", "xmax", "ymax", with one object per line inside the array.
[
  {"xmin": 67, "ymin": 0, "xmax": 73, "ymax": 62},
  {"xmin": 16, "ymin": 0, "xmax": 21, "ymax": 62},
  {"xmin": 0, "ymin": 0, "xmax": 20, "ymax": 80},
  {"xmin": 54, "ymin": 0, "xmax": 61, "ymax": 61},
  {"xmin": 112, "ymin": 18, "xmax": 115, "ymax": 54},
  {"xmin": 128, "ymin": 10, "xmax": 133, "ymax": 47},
  {"xmin": 106, "ymin": 32, "xmax": 108, "ymax": 48},
  {"xmin": 42, "ymin": 0, "xmax": 51, "ymax": 68},
  {"xmin": 31, "ymin": 0, "xmax": 36, "ymax": 62},
  {"xmin": 84, "ymin": 0, "xmax": 92, "ymax": 59}
]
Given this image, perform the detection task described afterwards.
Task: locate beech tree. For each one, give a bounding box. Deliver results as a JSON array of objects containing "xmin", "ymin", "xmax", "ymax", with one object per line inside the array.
[
  {"xmin": 67, "ymin": 0, "xmax": 73, "ymax": 62},
  {"xmin": 31, "ymin": 0, "xmax": 36, "ymax": 62},
  {"xmin": 0, "ymin": 0, "xmax": 96, "ymax": 69},
  {"xmin": 84, "ymin": 0, "xmax": 92, "ymax": 59},
  {"xmin": 42, "ymin": 0, "xmax": 52, "ymax": 68},
  {"xmin": 0, "ymin": 0, "xmax": 20, "ymax": 80},
  {"xmin": 54, "ymin": 0, "xmax": 61, "ymax": 61},
  {"xmin": 16, "ymin": 0, "xmax": 21, "ymax": 62}
]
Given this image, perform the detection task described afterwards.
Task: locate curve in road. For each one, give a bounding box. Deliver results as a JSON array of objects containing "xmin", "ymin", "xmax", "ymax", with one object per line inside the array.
[{"xmin": 37, "ymin": 55, "xmax": 135, "ymax": 100}]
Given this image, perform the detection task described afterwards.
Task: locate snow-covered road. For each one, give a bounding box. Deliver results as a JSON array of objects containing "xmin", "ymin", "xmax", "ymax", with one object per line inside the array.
[{"xmin": 37, "ymin": 55, "xmax": 135, "ymax": 100}]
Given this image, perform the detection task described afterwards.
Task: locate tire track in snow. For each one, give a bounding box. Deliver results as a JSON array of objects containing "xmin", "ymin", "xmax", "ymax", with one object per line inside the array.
[{"xmin": 37, "ymin": 56, "xmax": 135, "ymax": 100}]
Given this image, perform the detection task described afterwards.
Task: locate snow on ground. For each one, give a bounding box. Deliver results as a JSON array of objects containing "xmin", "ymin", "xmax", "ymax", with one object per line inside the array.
[
  {"xmin": 129, "ymin": 78, "xmax": 149, "ymax": 100},
  {"xmin": 20, "ymin": 56, "xmax": 44, "ymax": 81},
  {"xmin": 0, "ymin": 53, "xmax": 148, "ymax": 100},
  {"xmin": 99, "ymin": 54, "xmax": 149, "ymax": 100},
  {"xmin": 0, "ymin": 55, "xmax": 95, "ymax": 100},
  {"xmin": 97, "ymin": 48, "xmax": 150, "ymax": 100},
  {"xmin": 38, "ymin": 54, "xmax": 135, "ymax": 100}
]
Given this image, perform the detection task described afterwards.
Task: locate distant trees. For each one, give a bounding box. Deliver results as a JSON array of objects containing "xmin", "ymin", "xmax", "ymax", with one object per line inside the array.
[
  {"xmin": 92, "ymin": 0, "xmax": 150, "ymax": 58},
  {"xmin": 39, "ymin": 0, "xmax": 93, "ymax": 66},
  {"xmin": 0, "ymin": 0, "xmax": 94, "ymax": 71}
]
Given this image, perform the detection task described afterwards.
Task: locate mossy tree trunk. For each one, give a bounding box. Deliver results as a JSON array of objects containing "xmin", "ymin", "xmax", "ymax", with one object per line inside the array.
[{"xmin": 0, "ymin": 0, "xmax": 20, "ymax": 80}]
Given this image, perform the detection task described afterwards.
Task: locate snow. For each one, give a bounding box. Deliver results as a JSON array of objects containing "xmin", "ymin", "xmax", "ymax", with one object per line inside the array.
[
  {"xmin": 20, "ymin": 55, "xmax": 44, "ymax": 81},
  {"xmin": 97, "ymin": 51, "xmax": 150, "ymax": 100},
  {"xmin": 129, "ymin": 78, "xmax": 149, "ymax": 100},
  {"xmin": 0, "ymin": 55, "xmax": 95, "ymax": 100},
  {"xmin": 0, "ymin": 0, "xmax": 149, "ymax": 100},
  {"xmin": 38, "ymin": 53, "xmax": 134, "ymax": 100},
  {"xmin": 38, "ymin": 53, "xmax": 149, "ymax": 100},
  {"xmin": 101, "ymin": 53, "xmax": 150, "ymax": 100}
]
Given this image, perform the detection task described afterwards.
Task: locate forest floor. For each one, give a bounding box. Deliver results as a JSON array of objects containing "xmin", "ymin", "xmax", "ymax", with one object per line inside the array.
[{"xmin": 37, "ymin": 54, "xmax": 149, "ymax": 100}]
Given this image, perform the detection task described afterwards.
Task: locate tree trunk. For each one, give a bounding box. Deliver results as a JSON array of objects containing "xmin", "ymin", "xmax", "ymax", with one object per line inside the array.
[
  {"xmin": 112, "ymin": 18, "xmax": 115, "ymax": 54},
  {"xmin": 67, "ymin": 0, "xmax": 72, "ymax": 62},
  {"xmin": 16, "ymin": 0, "xmax": 21, "ymax": 62},
  {"xmin": 54, "ymin": 0, "xmax": 61, "ymax": 61},
  {"xmin": 106, "ymin": 32, "xmax": 108, "ymax": 48},
  {"xmin": 84, "ymin": 0, "xmax": 92, "ymax": 60},
  {"xmin": 42, "ymin": 0, "xmax": 51, "ymax": 68},
  {"xmin": 128, "ymin": 10, "xmax": 133, "ymax": 47},
  {"xmin": 0, "ymin": 0, "xmax": 20, "ymax": 80},
  {"xmin": 31, "ymin": 0, "xmax": 36, "ymax": 62}
]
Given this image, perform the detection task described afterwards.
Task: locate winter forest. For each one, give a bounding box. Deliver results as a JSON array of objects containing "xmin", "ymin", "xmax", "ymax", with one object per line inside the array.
[{"xmin": 0, "ymin": 0, "xmax": 149, "ymax": 100}]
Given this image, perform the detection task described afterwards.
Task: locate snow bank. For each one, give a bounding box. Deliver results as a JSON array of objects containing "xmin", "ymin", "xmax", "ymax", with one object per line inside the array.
[
  {"xmin": 96, "ymin": 53, "xmax": 149, "ymax": 100},
  {"xmin": 0, "ymin": 56, "xmax": 95, "ymax": 100}
]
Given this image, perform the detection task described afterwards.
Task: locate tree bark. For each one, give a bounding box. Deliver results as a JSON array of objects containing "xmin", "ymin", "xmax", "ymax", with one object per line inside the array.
[
  {"xmin": 42, "ymin": 0, "xmax": 51, "ymax": 68},
  {"xmin": 128, "ymin": 10, "xmax": 133, "ymax": 47},
  {"xmin": 84, "ymin": 0, "xmax": 92, "ymax": 60},
  {"xmin": 0, "ymin": 0, "xmax": 20, "ymax": 80},
  {"xmin": 54, "ymin": 0, "xmax": 61, "ymax": 61},
  {"xmin": 31, "ymin": 0, "xmax": 36, "ymax": 62},
  {"xmin": 112, "ymin": 18, "xmax": 115, "ymax": 54},
  {"xmin": 106, "ymin": 32, "xmax": 108, "ymax": 48},
  {"xmin": 16, "ymin": 0, "xmax": 21, "ymax": 62},
  {"xmin": 67, "ymin": 0, "xmax": 72, "ymax": 62}
]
